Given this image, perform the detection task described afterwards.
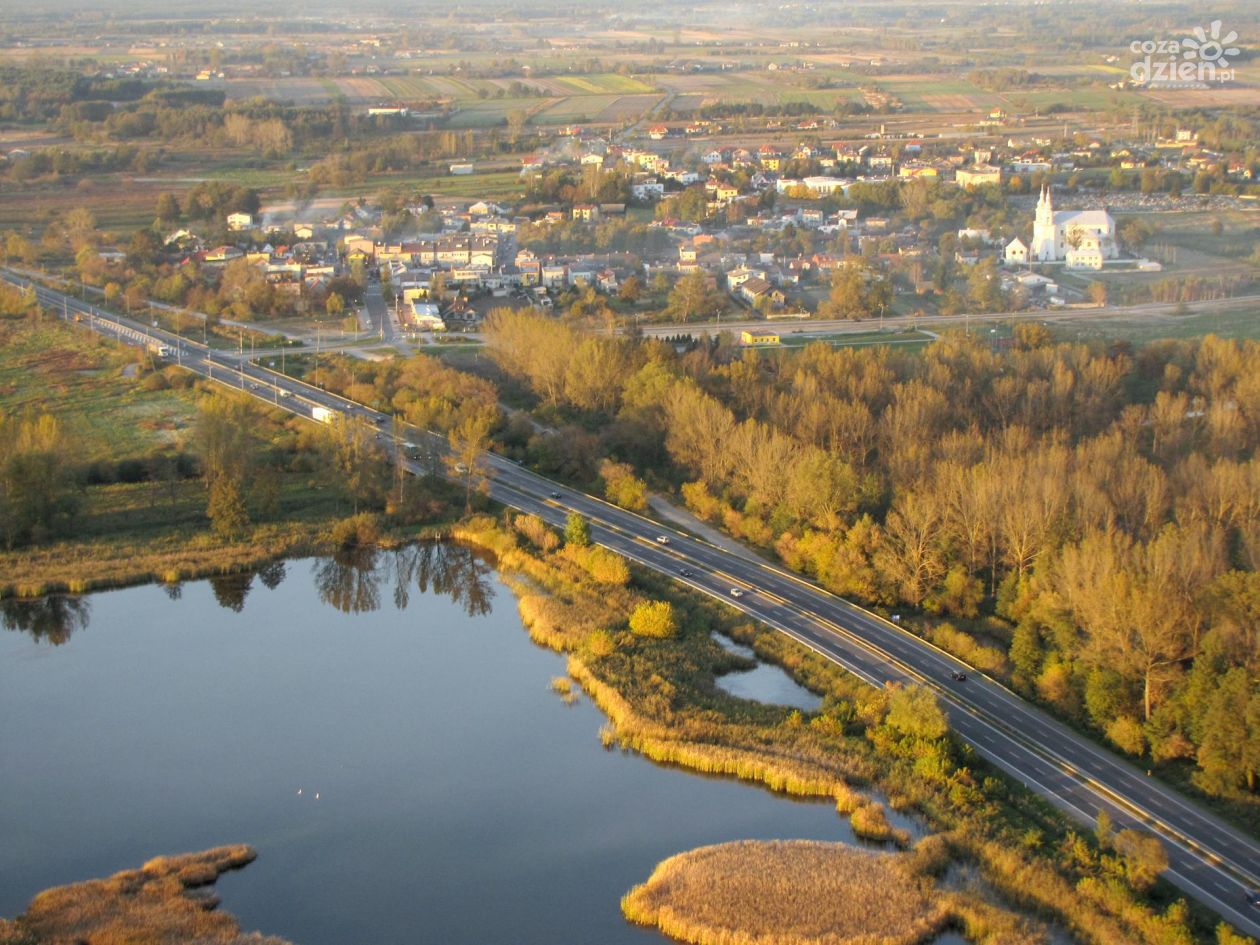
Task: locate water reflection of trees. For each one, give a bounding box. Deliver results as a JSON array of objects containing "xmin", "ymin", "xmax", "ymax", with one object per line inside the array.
[
  {"xmin": 0, "ymin": 595, "xmax": 91, "ymax": 645},
  {"xmin": 313, "ymin": 548, "xmax": 382, "ymax": 615},
  {"xmin": 208, "ymin": 572, "xmax": 254, "ymax": 612},
  {"xmin": 314, "ymin": 543, "xmax": 494, "ymax": 617},
  {"xmin": 2, "ymin": 544, "xmax": 491, "ymax": 640}
]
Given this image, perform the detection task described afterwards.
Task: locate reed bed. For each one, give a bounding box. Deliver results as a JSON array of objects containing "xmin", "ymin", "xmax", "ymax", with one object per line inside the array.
[
  {"xmin": 622, "ymin": 840, "xmax": 949, "ymax": 945},
  {"xmin": 3, "ymin": 846, "xmax": 292, "ymax": 945}
]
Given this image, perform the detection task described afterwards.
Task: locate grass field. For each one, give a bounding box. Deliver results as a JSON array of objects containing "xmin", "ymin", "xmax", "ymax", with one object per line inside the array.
[
  {"xmin": 406, "ymin": 170, "xmax": 526, "ymax": 200},
  {"xmin": 0, "ymin": 318, "xmax": 197, "ymax": 463},
  {"xmin": 1047, "ymin": 306, "xmax": 1260, "ymax": 345}
]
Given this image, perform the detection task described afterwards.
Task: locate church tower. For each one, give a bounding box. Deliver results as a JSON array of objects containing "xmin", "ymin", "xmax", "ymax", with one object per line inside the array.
[{"xmin": 1031, "ymin": 183, "xmax": 1058, "ymax": 261}]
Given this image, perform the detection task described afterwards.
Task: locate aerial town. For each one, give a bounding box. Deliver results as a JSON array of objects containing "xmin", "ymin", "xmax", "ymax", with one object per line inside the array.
[{"xmin": 2, "ymin": 3, "xmax": 1260, "ymax": 945}]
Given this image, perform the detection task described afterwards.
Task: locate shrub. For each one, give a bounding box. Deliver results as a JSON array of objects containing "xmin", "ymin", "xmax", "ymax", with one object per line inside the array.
[
  {"xmin": 329, "ymin": 512, "xmax": 380, "ymax": 549},
  {"xmin": 564, "ymin": 511, "xmax": 590, "ymax": 547},
  {"xmin": 1113, "ymin": 829, "xmax": 1168, "ymax": 892},
  {"xmin": 584, "ymin": 546, "xmax": 631, "ymax": 586},
  {"xmin": 600, "ymin": 459, "xmax": 648, "ymax": 511},
  {"xmin": 629, "ymin": 600, "xmax": 678, "ymax": 639},
  {"xmin": 1106, "ymin": 716, "xmax": 1147, "ymax": 757},
  {"xmin": 885, "ymin": 686, "xmax": 949, "ymax": 740},
  {"xmin": 513, "ymin": 513, "xmax": 560, "ymax": 552}
]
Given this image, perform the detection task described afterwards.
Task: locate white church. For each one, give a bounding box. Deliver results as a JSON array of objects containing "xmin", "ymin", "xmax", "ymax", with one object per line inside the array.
[{"xmin": 1005, "ymin": 185, "xmax": 1118, "ymax": 270}]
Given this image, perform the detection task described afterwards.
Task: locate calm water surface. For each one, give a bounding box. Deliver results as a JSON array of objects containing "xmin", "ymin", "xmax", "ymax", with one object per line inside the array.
[{"xmin": 1, "ymin": 545, "xmax": 871, "ymax": 945}]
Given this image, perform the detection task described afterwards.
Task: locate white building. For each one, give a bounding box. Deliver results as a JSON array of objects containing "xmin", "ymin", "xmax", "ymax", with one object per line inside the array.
[
  {"xmin": 1030, "ymin": 185, "xmax": 1118, "ymax": 270},
  {"xmin": 1004, "ymin": 237, "xmax": 1029, "ymax": 265}
]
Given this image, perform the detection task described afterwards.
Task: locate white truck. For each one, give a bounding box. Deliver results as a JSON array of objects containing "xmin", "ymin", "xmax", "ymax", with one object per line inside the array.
[{"xmin": 312, "ymin": 406, "xmax": 336, "ymax": 424}]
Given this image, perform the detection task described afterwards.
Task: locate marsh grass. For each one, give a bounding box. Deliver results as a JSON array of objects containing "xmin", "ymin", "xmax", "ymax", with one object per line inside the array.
[
  {"xmin": 454, "ymin": 515, "xmax": 1201, "ymax": 945},
  {"xmin": 1, "ymin": 846, "xmax": 292, "ymax": 945},
  {"xmin": 550, "ymin": 675, "xmax": 578, "ymax": 704},
  {"xmin": 0, "ymin": 477, "xmax": 351, "ymax": 599},
  {"xmin": 621, "ymin": 840, "xmax": 949, "ymax": 945}
]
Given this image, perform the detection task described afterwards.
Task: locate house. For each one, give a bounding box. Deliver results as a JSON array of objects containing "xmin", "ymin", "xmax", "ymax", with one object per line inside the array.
[
  {"xmin": 572, "ymin": 204, "xmax": 601, "ymax": 222},
  {"xmin": 740, "ymin": 330, "xmax": 781, "ymax": 346},
  {"xmin": 702, "ymin": 150, "xmax": 727, "ymax": 165},
  {"xmin": 801, "ymin": 176, "xmax": 846, "ymax": 196},
  {"xmin": 898, "ymin": 163, "xmax": 938, "ymax": 180},
  {"xmin": 726, "ymin": 267, "xmax": 765, "ymax": 290},
  {"xmin": 226, "ymin": 212, "xmax": 254, "ymax": 231},
  {"xmin": 955, "ymin": 164, "xmax": 1002, "ymax": 189},
  {"xmin": 678, "ymin": 244, "xmax": 698, "ymax": 270},
  {"xmin": 648, "ymin": 125, "xmax": 670, "ymax": 140},
  {"xmin": 205, "ymin": 245, "xmax": 244, "ymax": 263},
  {"xmin": 631, "ymin": 180, "xmax": 665, "ymax": 202},
  {"xmin": 541, "ymin": 264, "xmax": 569, "ymax": 289},
  {"xmin": 739, "ymin": 277, "xmax": 785, "ymax": 307},
  {"xmin": 706, "ymin": 180, "xmax": 740, "ymax": 205}
]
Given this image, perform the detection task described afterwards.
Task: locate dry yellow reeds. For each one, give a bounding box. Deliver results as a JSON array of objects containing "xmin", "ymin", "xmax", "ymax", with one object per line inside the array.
[
  {"xmin": 7, "ymin": 845, "xmax": 292, "ymax": 945},
  {"xmin": 622, "ymin": 840, "xmax": 950, "ymax": 945}
]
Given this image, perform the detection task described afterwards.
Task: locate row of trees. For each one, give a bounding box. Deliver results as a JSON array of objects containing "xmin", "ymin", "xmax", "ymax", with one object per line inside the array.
[{"xmin": 481, "ymin": 308, "xmax": 1260, "ymax": 799}]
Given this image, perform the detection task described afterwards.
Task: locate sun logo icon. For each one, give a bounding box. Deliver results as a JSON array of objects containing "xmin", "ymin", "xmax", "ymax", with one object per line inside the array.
[{"xmin": 1182, "ymin": 20, "xmax": 1240, "ymax": 65}]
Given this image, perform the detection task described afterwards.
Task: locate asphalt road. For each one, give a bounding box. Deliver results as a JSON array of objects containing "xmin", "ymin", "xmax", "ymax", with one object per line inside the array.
[
  {"xmin": 363, "ymin": 279, "xmax": 394, "ymax": 342},
  {"xmin": 8, "ymin": 268, "xmax": 1260, "ymax": 938},
  {"xmin": 635, "ymin": 293, "xmax": 1260, "ymax": 340}
]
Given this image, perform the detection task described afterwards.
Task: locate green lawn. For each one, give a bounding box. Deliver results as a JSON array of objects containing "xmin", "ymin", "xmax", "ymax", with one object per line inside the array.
[{"xmin": 1047, "ymin": 307, "xmax": 1260, "ymax": 345}]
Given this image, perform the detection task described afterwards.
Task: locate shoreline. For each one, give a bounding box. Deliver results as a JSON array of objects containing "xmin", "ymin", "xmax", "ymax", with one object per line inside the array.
[{"xmin": 2, "ymin": 514, "xmax": 1221, "ymax": 945}]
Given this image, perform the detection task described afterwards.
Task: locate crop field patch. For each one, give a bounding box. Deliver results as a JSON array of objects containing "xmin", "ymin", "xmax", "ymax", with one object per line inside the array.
[
  {"xmin": 536, "ymin": 94, "xmax": 620, "ymax": 122},
  {"xmin": 597, "ymin": 94, "xmax": 664, "ymax": 121}
]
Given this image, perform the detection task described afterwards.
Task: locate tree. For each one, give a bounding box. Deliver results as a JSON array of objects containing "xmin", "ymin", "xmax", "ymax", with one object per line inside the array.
[
  {"xmin": 155, "ymin": 192, "xmax": 182, "ymax": 224},
  {"xmin": 446, "ymin": 410, "xmax": 494, "ymax": 513},
  {"xmin": 818, "ymin": 261, "xmax": 869, "ymax": 319},
  {"xmin": 194, "ymin": 394, "xmax": 259, "ymax": 535},
  {"xmin": 564, "ymin": 511, "xmax": 591, "ymax": 547},
  {"xmin": 324, "ymin": 415, "xmax": 390, "ymax": 514},
  {"xmin": 325, "ymin": 292, "xmax": 346, "ymax": 318},
  {"xmin": 629, "ymin": 600, "xmax": 678, "ymax": 638},
  {"xmin": 0, "ymin": 412, "xmax": 79, "ymax": 548},
  {"xmin": 666, "ymin": 269, "xmax": 719, "ymax": 322},
  {"xmin": 1112, "ymin": 829, "xmax": 1168, "ymax": 892},
  {"xmin": 885, "ymin": 685, "xmax": 949, "ymax": 740},
  {"xmin": 1088, "ymin": 281, "xmax": 1108, "ymax": 307},
  {"xmin": 618, "ymin": 275, "xmax": 643, "ymax": 304}
]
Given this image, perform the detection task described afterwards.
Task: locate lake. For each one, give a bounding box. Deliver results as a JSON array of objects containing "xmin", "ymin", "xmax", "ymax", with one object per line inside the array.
[{"xmin": 0, "ymin": 544, "xmax": 873, "ymax": 945}]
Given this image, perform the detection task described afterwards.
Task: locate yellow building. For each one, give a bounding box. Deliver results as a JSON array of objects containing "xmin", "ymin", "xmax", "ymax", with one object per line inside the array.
[{"xmin": 739, "ymin": 330, "xmax": 780, "ymax": 347}]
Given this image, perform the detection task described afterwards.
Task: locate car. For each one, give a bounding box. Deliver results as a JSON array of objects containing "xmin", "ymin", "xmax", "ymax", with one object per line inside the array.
[
  {"xmin": 678, "ymin": 567, "xmax": 694, "ymax": 578},
  {"xmin": 655, "ymin": 535, "xmax": 670, "ymax": 545},
  {"xmin": 278, "ymin": 390, "xmax": 292, "ymax": 398},
  {"xmin": 549, "ymin": 491, "xmax": 562, "ymax": 499},
  {"xmin": 1247, "ymin": 890, "xmax": 1260, "ymax": 910},
  {"xmin": 950, "ymin": 671, "xmax": 968, "ymax": 682},
  {"xmin": 729, "ymin": 587, "xmax": 745, "ymax": 599},
  {"xmin": 890, "ymin": 613, "xmax": 902, "ymax": 623}
]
